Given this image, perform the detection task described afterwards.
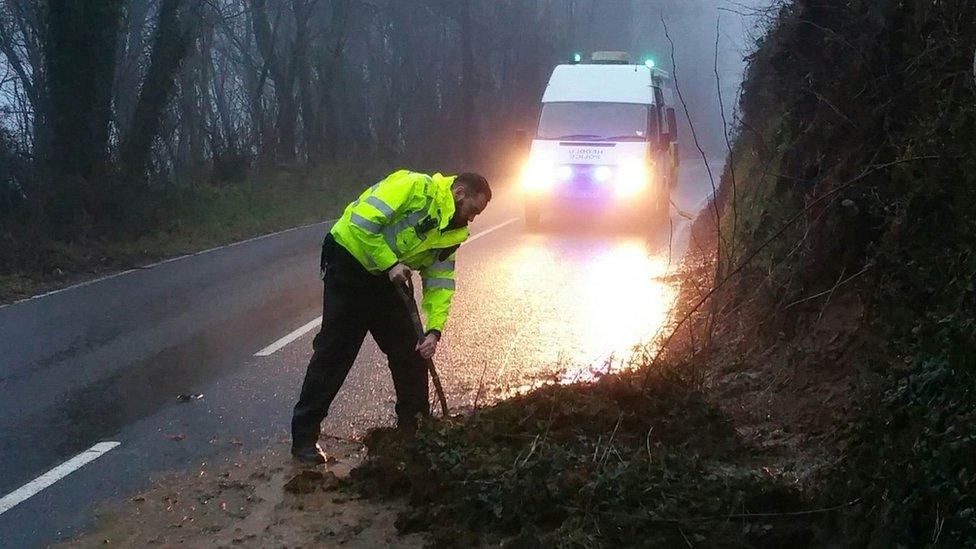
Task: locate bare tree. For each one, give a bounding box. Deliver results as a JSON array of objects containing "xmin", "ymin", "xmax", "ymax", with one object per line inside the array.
[
  {"xmin": 120, "ymin": 0, "xmax": 200, "ymax": 179},
  {"xmin": 45, "ymin": 0, "xmax": 123, "ymax": 183},
  {"xmin": 1, "ymin": 0, "xmax": 754, "ymax": 226}
]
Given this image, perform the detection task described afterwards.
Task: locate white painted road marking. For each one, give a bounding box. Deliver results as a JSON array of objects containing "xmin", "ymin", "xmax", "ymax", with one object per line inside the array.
[
  {"xmin": 0, "ymin": 441, "xmax": 121, "ymax": 516},
  {"xmin": 461, "ymin": 218, "xmax": 518, "ymax": 246},
  {"xmin": 255, "ymin": 315, "xmax": 324, "ymax": 357},
  {"xmin": 253, "ymin": 217, "xmax": 518, "ymax": 357}
]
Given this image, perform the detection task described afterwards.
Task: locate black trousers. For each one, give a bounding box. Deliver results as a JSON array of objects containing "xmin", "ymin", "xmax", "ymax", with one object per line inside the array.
[{"xmin": 291, "ymin": 235, "xmax": 429, "ymax": 444}]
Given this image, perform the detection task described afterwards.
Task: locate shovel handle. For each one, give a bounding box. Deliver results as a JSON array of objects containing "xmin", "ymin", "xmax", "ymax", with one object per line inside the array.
[
  {"xmin": 394, "ymin": 278, "xmax": 424, "ymax": 338},
  {"xmin": 394, "ymin": 280, "xmax": 450, "ymax": 417}
]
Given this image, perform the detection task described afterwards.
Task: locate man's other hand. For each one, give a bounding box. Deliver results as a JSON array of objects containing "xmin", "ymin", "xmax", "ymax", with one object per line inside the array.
[
  {"xmin": 416, "ymin": 332, "xmax": 439, "ymax": 359},
  {"xmin": 388, "ymin": 263, "xmax": 412, "ymax": 285}
]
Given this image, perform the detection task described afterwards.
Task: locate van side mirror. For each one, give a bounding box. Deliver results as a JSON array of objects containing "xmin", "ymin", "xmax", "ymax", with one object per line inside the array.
[
  {"xmin": 659, "ymin": 107, "xmax": 678, "ymax": 151},
  {"xmin": 666, "ymin": 107, "xmax": 678, "ymax": 141}
]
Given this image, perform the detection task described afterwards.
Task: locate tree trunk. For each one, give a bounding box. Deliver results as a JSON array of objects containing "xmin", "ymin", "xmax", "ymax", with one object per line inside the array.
[
  {"xmin": 114, "ymin": 0, "xmax": 152, "ymax": 142},
  {"xmin": 45, "ymin": 0, "xmax": 123, "ymax": 181},
  {"xmin": 250, "ymin": 0, "xmax": 298, "ymax": 165},
  {"xmin": 119, "ymin": 0, "xmax": 195, "ymax": 180},
  {"xmin": 238, "ymin": 3, "xmax": 273, "ymax": 166},
  {"xmin": 294, "ymin": 0, "xmax": 316, "ymax": 164},
  {"xmin": 457, "ymin": 0, "xmax": 477, "ymax": 164},
  {"xmin": 316, "ymin": 0, "xmax": 352, "ymax": 160},
  {"xmin": 0, "ymin": 0, "xmax": 50, "ymax": 162}
]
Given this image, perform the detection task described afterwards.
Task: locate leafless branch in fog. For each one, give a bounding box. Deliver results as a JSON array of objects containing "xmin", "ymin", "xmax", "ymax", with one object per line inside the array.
[
  {"xmin": 714, "ymin": 16, "xmax": 738, "ymax": 267},
  {"xmin": 661, "ymin": 15, "xmax": 724, "ymax": 278}
]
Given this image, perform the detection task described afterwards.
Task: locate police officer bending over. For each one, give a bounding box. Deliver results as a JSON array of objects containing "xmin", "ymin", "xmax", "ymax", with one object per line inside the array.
[{"xmin": 291, "ymin": 170, "xmax": 492, "ymax": 464}]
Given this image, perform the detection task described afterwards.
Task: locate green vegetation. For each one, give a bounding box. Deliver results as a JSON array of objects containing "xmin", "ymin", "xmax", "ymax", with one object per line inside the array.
[
  {"xmin": 720, "ymin": 1, "xmax": 976, "ymax": 545},
  {"xmin": 0, "ymin": 162, "xmax": 388, "ymax": 303},
  {"xmin": 353, "ymin": 371, "xmax": 817, "ymax": 547}
]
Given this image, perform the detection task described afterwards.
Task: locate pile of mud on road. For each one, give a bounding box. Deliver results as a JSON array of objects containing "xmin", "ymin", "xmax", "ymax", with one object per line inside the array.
[{"xmin": 353, "ymin": 366, "xmax": 825, "ymax": 547}]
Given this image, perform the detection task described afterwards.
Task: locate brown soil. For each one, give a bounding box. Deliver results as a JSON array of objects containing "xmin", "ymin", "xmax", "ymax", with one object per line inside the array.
[
  {"xmin": 63, "ymin": 437, "xmax": 425, "ymax": 548},
  {"xmin": 673, "ymin": 205, "xmax": 861, "ymax": 487}
]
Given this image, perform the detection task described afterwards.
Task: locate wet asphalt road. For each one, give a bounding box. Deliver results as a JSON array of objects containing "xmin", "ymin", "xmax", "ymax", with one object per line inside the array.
[{"xmin": 0, "ymin": 160, "xmax": 715, "ymax": 546}]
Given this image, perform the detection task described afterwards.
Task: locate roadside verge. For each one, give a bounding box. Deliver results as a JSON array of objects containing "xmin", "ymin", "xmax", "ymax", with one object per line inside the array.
[{"xmin": 1, "ymin": 163, "xmax": 386, "ymax": 305}]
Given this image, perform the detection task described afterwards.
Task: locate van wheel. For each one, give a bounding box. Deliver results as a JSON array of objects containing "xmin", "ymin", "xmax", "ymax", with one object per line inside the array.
[{"xmin": 525, "ymin": 204, "xmax": 541, "ymax": 229}]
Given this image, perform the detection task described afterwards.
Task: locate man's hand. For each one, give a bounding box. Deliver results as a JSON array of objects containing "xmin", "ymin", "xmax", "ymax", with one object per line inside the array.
[
  {"xmin": 388, "ymin": 263, "xmax": 412, "ymax": 285},
  {"xmin": 416, "ymin": 331, "xmax": 439, "ymax": 359}
]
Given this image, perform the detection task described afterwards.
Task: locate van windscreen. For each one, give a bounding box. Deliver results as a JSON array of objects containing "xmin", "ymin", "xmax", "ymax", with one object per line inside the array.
[{"xmin": 536, "ymin": 102, "xmax": 649, "ymax": 141}]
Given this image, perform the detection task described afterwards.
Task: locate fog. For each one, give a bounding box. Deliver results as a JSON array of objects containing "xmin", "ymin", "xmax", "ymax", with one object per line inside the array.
[
  {"xmin": 0, "ymin": 0, "xmax": 774, "ymax": 192},
  {"xmin": 566, "ymin": 0, "xmax": 775, "ymax": 160}
]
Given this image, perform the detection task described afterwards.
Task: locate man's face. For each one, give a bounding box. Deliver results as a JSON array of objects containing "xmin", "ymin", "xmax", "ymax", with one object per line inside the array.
[{"xmin": 452, "ymin": 187, "xmax": 489, "ymax": 227}]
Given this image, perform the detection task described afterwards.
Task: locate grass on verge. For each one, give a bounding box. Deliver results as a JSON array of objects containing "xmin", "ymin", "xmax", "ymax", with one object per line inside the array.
[{"xmin": 0, "ymin": 162, "xmax": 389, "ymax": 303}]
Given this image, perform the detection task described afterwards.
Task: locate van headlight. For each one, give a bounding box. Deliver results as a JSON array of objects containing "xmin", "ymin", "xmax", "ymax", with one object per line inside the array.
[
  {"xmin": 555, "ymin": 165, "xmax": 574, "ymax": 180},
  {"xmin": 615, "ymin": 159, "xmax": 649, "ymax": 197},
  {"xmin": 521, "ymin": 156, "xmax": 555, "ymax": 192},
  {"xmin": 593, "ymin": 165, "xmax": 614, "ymax": 182}
]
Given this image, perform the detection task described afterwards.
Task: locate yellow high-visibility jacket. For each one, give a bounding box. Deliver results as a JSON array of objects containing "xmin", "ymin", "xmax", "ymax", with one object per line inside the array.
[{"xmin": 330, "ymin": 170, "xmax": 468, "ymax": 333}]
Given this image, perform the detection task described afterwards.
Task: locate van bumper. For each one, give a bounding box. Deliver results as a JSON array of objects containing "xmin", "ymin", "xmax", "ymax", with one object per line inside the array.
[{"xmin": 523, "ymin": 185, "xmax": 669, "ymax": 226}]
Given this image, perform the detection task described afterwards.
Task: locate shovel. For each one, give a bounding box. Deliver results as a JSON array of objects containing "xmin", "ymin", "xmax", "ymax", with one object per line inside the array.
[{"xmin": 394, "ymin": 279, "xmax": 450, "ymax": 417}]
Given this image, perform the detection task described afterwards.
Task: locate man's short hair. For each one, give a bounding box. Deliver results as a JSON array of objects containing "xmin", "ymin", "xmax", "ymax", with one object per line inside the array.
[{"xmin": 454, "ymin": 172, "xmax": 491, "ymax": 201}]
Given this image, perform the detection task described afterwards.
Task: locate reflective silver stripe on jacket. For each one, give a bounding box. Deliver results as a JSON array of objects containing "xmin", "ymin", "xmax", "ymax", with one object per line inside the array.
[
  {"xmin": 380, "ymin": 206, "xmax": 431, "ymax": 255},
  {"xmin": 365, "ymin": 196, "xmax": 394, "ymax": 219},
  {"xmin": 383, "ymin": 228, "xmax": 401, "ymax": 255},
  {"xmin": 350, "ymin": 212, "xmax": 381, "ymax": 232},
  {"xmin": 428, "ymin": 260, "xmax": 455, "ymax": 272},
  {"xmin": 350, "ymin": 182, "xmax": 382, "ymax": 208},
  {"xmin": 423, "ymin": 278, "xmax": 455, "ymax": 290}
]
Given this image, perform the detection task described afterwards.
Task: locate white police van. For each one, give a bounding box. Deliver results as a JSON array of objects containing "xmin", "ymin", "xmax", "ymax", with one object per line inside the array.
[{"xmin": 520, "ymin": 51, "xmax": 679, "ymax": 228}]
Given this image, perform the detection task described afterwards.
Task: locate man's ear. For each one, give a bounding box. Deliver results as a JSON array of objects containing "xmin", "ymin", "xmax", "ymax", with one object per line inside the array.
[{"xmin": 452, "ymin": 184, "xmax": 466, "ymax": 200}]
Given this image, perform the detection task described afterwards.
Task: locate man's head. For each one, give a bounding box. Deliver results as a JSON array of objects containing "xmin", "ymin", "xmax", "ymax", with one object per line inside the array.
[{"xmin": 449, "ymin": 172, "xmax": 491, "ymax": 228}]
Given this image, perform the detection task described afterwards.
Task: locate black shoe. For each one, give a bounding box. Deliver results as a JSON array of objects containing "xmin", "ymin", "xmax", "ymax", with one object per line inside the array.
[{"xmin": 291, "ymin": 442, "xmax": 327, "ymax": 465}]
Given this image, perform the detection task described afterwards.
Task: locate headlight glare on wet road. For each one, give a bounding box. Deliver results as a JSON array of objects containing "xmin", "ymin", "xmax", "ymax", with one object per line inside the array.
[{"xmin": 464, "ymin": 236, "xmax": 679, "ymax": 398}]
